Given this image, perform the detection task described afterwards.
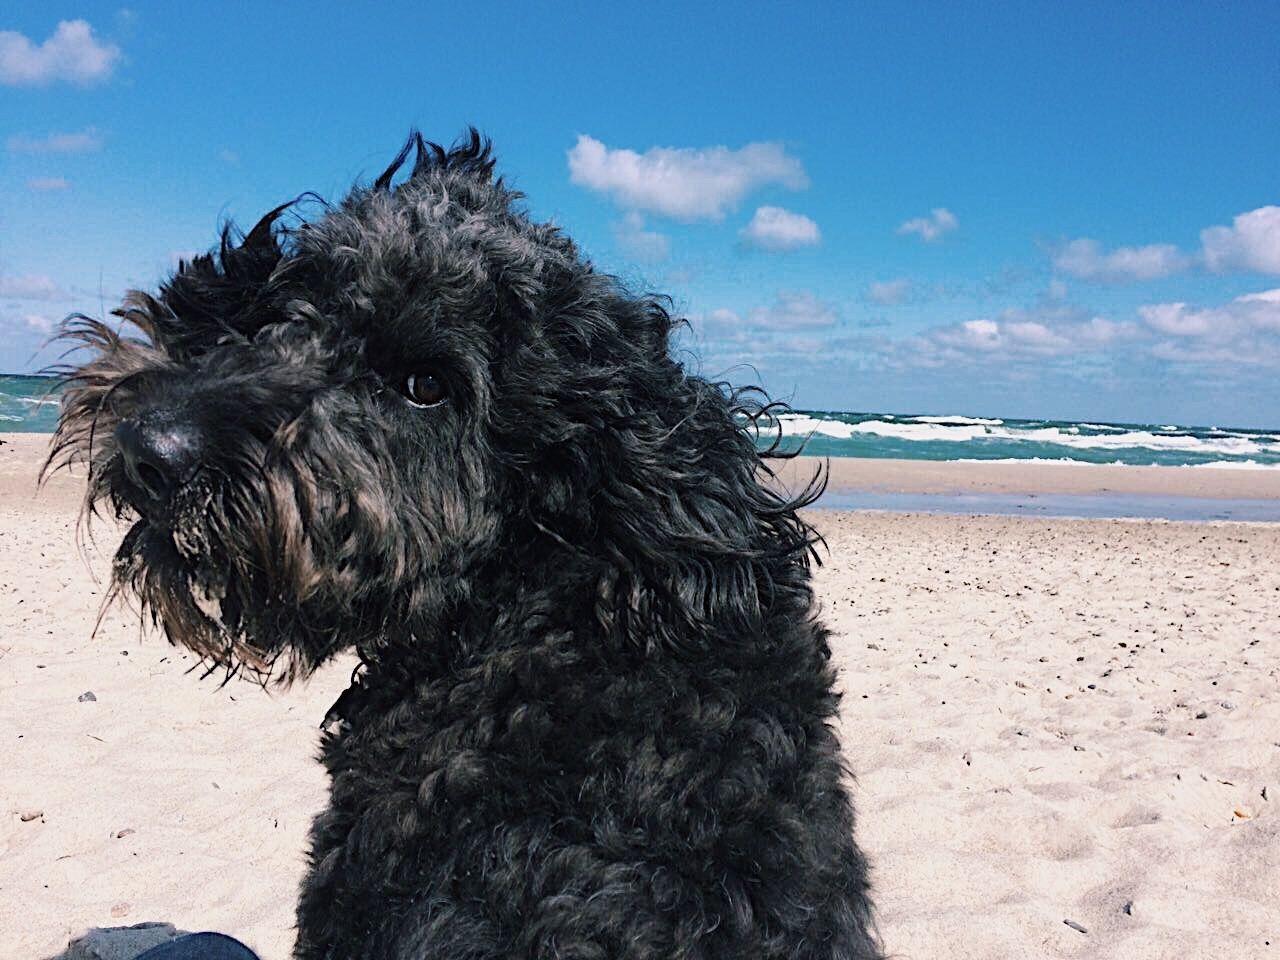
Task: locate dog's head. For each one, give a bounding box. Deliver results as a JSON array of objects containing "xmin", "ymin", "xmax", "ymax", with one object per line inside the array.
[{"xmin": 47, "ymin": 131, "xmax": 818, "ymax": 679}]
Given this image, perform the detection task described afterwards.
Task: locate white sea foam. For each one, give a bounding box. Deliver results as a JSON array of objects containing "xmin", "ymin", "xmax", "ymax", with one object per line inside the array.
[
  {"xmin": 953, "ymin": 457, "xmax": 1123, "ymax": 467},
  {"xmin": 905, "ymin": 415, "xmax": 1004, "ymax": 426},
  {"xmin": 1185, "ymin": 460, "xmax": 1280, "ymax": 470},
  {"xmin": 777, "ymin": 416, "xmax": 993, "ymax": 443},
  {"xmin": 1034, "ymin": 429, "xmax": 1261, "ymax": 455},
  {"xmin": 775, "ymin": 414, "xmax": 860, "ymax": 439},
  {"xmin": 777, "ymin": 413, "xmax": 1268, "ymax": 457}
]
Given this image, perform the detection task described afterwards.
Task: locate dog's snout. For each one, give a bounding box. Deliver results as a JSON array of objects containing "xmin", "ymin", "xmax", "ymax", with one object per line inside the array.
[{"xmin": 115, "ymin": 415, "xmax": 204, "ymax": 504}]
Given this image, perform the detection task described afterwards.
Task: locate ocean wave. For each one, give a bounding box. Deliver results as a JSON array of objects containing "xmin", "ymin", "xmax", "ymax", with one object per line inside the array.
[
  {"xmin": 1030, "ymin": 429, "xmax": 1261, "ymax": 455},
  {"xmin": 778, "ymin": 416, "xmax": 993, "ymax": 443},
  {"xmin": 777, "ymin": 413, "xmax": 1268, "ymax": 457},
  {"xmin": 905, "ymin": 414, "xmax": 1004, "ymax": 426},
  {"xmin": 1185, "ymin": 460, "xmax": 1280, "ymax": 470},
  {"xmin": 953, "ymin": 457, "xmax": 1125, "ymax": 467}
]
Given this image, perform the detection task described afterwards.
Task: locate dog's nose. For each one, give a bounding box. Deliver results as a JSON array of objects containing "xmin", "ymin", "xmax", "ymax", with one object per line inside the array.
[{"xmin": 115, "ymin": 414, "xmax": 204, "ymax": 504}]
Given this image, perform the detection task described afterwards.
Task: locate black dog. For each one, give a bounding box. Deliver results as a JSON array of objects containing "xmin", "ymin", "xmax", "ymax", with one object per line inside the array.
[{"xmin": 48, "ymin": 132, "xmax": 881, "ymax": 959}]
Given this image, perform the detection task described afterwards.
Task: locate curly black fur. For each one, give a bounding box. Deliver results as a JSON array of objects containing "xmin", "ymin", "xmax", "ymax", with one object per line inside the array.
[{"xmin": 46, "ymin": 130, "xmax": 881, "ymax": 959}]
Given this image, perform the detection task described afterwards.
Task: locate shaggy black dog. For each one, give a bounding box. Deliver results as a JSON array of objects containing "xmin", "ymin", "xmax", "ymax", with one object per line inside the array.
[{"xmin": 47, "ymin": 131, "xmax": 881, "ymax": 960}]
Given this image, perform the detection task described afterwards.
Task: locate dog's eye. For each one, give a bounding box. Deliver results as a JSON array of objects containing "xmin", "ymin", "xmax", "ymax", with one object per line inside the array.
[{"xmin": 402, "ymin": 372, "xmax": 447, "ymax": 408}]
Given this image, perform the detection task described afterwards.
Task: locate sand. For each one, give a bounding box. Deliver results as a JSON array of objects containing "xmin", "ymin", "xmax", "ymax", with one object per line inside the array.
[{"xmin": 2, "ymin": 433, "xmax": 1277, "ymax": 959}]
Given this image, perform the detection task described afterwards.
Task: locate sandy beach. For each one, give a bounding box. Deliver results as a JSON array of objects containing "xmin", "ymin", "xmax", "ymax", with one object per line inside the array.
[{"xmin": 2, "ymin": 432, "xmax": 1277, "ymax": 959}]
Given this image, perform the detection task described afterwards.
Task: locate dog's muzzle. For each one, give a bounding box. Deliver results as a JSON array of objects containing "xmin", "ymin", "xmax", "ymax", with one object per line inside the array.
[{"xmin": 114, "ymin": 412, "xmax": 205, "ymax": 512}]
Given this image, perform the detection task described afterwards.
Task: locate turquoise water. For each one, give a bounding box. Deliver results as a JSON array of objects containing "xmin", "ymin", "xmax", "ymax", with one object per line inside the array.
[
  {"xmin": 0, "ymin": 375, "xmax": 62, "ymax": 433},
  {"xmin": 773, "ymin": 411, "xmax": 1280, "ymax": 469},
  {"xmin": 4, "ymin": 374, "xmax": 1279, "ymax": 470}
]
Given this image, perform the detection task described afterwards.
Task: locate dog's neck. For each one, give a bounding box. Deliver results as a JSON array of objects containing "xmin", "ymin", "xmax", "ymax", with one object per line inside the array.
[{"xmin": 324, "ymin": 549, "xmax": 603, "ymax": 732}]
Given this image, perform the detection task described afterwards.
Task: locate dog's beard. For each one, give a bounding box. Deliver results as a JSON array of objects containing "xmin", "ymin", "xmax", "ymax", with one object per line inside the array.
[{"xmin": 106, "ymin": 469, "xmax": 280, "ymax": 680}]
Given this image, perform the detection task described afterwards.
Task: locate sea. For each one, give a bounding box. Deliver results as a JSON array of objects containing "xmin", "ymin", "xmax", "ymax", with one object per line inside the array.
[
  {"xmin": 5, "ymin": 374, "xmax": 1279, "ymax": 468},
  {"xmin": 1, "ymin": 375, "xmax": 63, "ymax": 434},
  {"xmin": 774, "ymin": 412, "xmax": 1280, "ymax": 469},
  {"xmin": 5, "ymin": 374, "xmax": 1278, "ymax": 520}
]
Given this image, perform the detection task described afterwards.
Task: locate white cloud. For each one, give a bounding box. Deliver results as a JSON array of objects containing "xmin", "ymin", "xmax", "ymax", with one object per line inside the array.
[
  {"xmin": 1139, "ymin": 288, "xmax": 1280, "ymax": 338},
  {"xmin": 897, "ymin": 207, "xmax": 958, "ymax": 243},
  {"xmin": 0, "ymin": 20, "xmax": 121, "ymax": 87},
  {"xmin": 1076, "ymin": 316, "xmax": 1137, "ymax": 346},
  {"xmin": 781, "ymin": 335, "xmax": 826, "ymax": 355},
  {"xmin": 567, "ymin": 134, "xmax": 808, "ymax": 221},
  {"xmin": 1143, "ymin": 293, "xmax": 1280, "ymax": 369},
  {"xmin": 690, "ymin": 294, "xmax": 839, "ymax": 355},
  {"xmin": 867, "ymin": 278, "xmax": 910, "ymax": 305},
  {"xmin": 1200, "ymin": 206, "xmax": 1280, "ymax": 275},
  {"xmin": 611, "ymin": 212, "xmax": 670, "ymax": 263},
  {"xmin": 1053, "ymin": 238, "xmax": 1190, "ymax": 282},
  {"xmin": 689, "ymin": 308, "xmax": 745, "ymax": 344},
  {"xmin": 1239, "ymin": 288, "xmax": 1280, "ymax": 317},
  {"xmin": 19, "ymin": 312, "xmax": 56, "ymax": 333},
  {"xmin": 746, "ymin": 291, "xmax": 839, "ymax": 330},
  {"xmin": 920, "ymin": 305, "xmax": 1140, "ymax": 362},
  {"xmin": 703, "ymin": 307, "xmax": 743, "ymax": 330},
  {"xmin": 0, "ymin": 274, "xmax": 65, "ymax": 300},
  {"xmin": 1006, "ymin": 321, "xmax": 1070, "ymax": 352},
  {"xmin": 932, "ymin": 317, "xmax": 1074, "ymax": 355},
  {"xmin": 663, "ymin": 265, "xmax": 698, "ymax": 286},
  {"xmin": 944, "ymin": 318, "xmax": 1000, "ymax": 351},
  {"xmin": 26, "ymin": 177, "xmax": 69, "ymax": 191},
  {"xmin": 1046, "ymin": 206, "xmax": 1280, "ymax": 283},
  {"xmin": 1139, "ymin": 303, "xmax": 1212, "ymax": 337},
  {"xmin": 739, "ymin": 206, "xmax": 820, "ymax": 251},
  {"xmin": 885, "ymin": 292, "xmax": 1280, "ymax": 373},
  {"xmin": 7, "ymin": 127, "xmax": 103, "ymax": 154},
  {"xmin": 1147, "ymin": 339, "xmax": 1280, "ymax": 368}
]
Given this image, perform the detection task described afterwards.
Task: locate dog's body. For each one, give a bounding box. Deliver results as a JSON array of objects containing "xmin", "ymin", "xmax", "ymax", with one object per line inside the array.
[{"xmin": 49, "ymin": 133, "xmax": 880, "ymax": 959}]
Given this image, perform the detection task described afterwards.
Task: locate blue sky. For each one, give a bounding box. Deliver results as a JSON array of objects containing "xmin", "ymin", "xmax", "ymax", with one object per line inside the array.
[{"xmin": 2, "ymin": 3, "xmax": 1279, "ymax": 426}]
